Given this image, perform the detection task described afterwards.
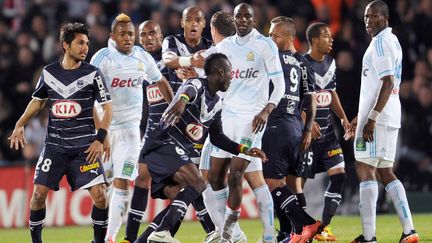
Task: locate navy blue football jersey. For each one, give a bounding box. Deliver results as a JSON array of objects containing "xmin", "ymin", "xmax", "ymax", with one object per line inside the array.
[
  {"xmin": 304, "ymin": 54, "xmax": 336, "ymax": 142},
  {"xmin": 268, "ymin": 51, "xmax": 315, "ymax": 136},
  {"xmin": 162, "ymin": 34, "xmax": 212, "ymax": 90},
  {"xmin": 32, "ymin": 62, "xmax": 111, "ymax": 152},
  {"xmin": 144, "ymin": 78, "xmax": 223, "ymax": 155}
]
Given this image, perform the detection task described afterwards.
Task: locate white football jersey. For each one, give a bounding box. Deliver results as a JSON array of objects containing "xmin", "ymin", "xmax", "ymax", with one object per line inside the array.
[
  {"xmin": 214, "ymin": 29, "xmax": 283, "ymax": 117},
  {"xmin": 91, "ymin": 41, "xmax": 162, "ymax": 129},
  {"xmin": 359, "ymin": 27, "xmax": 402, "ymax": 128}
]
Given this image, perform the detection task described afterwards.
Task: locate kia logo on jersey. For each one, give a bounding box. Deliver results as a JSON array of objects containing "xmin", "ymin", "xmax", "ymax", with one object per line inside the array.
[
  {"xmin": 146, "ymin": 84, "xmax": 164, "ymax": 104},
  {"xmin": 111, "ymin": 77, "xmax": 144, "ymax": 87},
  {"xmin": 52, "ymin": 100, "xmax": 82, "ymax": 118},
  {"xmin": 230, "ymin": 68, "xmax": 259, "ymax": 79},
  {"xmin": 316, "ymin": 90, "xmax": 332, "ymax": 107},
  {"xmin": 185, "ymin": 123, "xmax": 203, "ymax": 141}
]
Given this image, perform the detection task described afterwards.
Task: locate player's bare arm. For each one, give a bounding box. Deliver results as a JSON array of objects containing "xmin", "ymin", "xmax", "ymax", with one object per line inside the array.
[
  {"xmin": 162, "ymin": 50, "xmax": 206, "ymax": 69},
  {"xmin": 85, "ymin": 102, "xmax": 113, "ymax": 163},
  {"xmin": 300, "ymin": 93, "xmax": 317, "ymax": 152},
  {"xmin": 330, "ymin": 90, "xmax": 351, "ymax": 138},
  {"xmin": 162, "ymin": 84, "xmax": 196, "ymax": 126},
  {"xmin": 156, "ymin": 76, "xmax": 174, "ymax": 103},
  {"xmin": 252, "ymin": 103, "xmax": 275, "ymax": 134},
  {"xmin": 92, "ymin": 106, "xmax": 111, "ymax": 162},
  {"xmin": 9, "ymin": 98, "xmax": 46, "ymax": 150},
  {"xmin": 363, "ymin": 75, "xmax": 394, "ymax": 142},
  {"xmin": 301, "ymin": 110, "xmax": 321, "ymax": 140}
]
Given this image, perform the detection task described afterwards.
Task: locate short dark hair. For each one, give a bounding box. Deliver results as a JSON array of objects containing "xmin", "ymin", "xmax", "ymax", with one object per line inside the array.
[
  {"xmin": 204, "ymin": 53, "xmax": 229, "ymax": 76},
  {"xmin": 211, "ymin": 11, "xmax": 236, "ymax": 37},
  {"xmin": 271, "ymin": 16, "xmax": 296, "ymax": 37},
  {"xmin": 369, "ymin": 0, "xmax": 389, "ymax": 18},
  {"xmin": 59, "ymin": 22, "xmax": 89, "ymax": 52},
  {"xmin": 306, "ymin": 22, "xmax": 328, "ymax": 45}
]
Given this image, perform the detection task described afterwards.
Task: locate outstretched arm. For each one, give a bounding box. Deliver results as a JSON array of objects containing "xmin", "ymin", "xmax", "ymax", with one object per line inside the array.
[
  {"xmin": 163, "ymin": 50, "xmax": 206, "ymax": 69},
  {"xmin": 210, "ymin": 116, "xmax": 267, "ymax": 161},
  {"xmin": 9, "ymin": 98, "xmax": 46, "ymax": 150}
]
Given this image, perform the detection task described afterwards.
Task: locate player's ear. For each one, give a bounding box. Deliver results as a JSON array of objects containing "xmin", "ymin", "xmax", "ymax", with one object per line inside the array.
[{"xmin": 62, "ymin": 41, "xmax": 69, "ymax": 51}]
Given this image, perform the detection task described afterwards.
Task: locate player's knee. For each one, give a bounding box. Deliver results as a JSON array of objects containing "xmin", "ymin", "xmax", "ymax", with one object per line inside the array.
[
  {"xmin": 228, "ymin": 170, "xmax": 243, "ymax": 187},
  {"xmin": 355, "ymin": 162, "xmax": 375, "ymax": 181},
  {"xmin": 190, "ymin": 176, "xmax": 206, "ymax": 194},
  {"xmin": 208, "ymin": 171, "xmax": 224, "ymax": 190},
  {"xmin": 31, "ymin": 190, "xmax": 48, "ymax": 209},
  {"xmin": 91, "ymin": 184, "xmax": 108, "ymax": 208},
  {"xmin": 135, "ymin": 174, "xmax": 151, "ymax": 189}
]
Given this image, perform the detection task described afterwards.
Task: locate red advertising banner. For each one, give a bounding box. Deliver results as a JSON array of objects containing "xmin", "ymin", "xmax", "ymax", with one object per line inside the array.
[{"xmin": 0, "ymin": 166, "xmax": 259, "ymax": 228}]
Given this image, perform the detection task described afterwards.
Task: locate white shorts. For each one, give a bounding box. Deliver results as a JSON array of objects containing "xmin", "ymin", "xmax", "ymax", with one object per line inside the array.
[
  {"xmin": 104, "ymin": 126, "xmax": 140, "ymax": 182},
  {"xmin": 354, "ymin": 123, "xmax": 399, "ymax": 168},
  {"xmin": 210, "ymin": 116, "xmax": 264, "ymax": 172},
  {"xmin": 199, "ymin": 138, "xmax": 212, "ymax": 170}
]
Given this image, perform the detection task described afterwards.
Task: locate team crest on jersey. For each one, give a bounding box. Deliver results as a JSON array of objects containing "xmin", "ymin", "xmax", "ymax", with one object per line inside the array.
[
  {"xmin": 315, "ymin": 90, "xmax": 332, "ymax": 107},
  {"xmin": 77, "ymin": 80, "xmax": 84, "ymax": 88},
  {"xmin": 146, "ymin": 84, "xmax": 164, "ymax": 104},
  {"xmin": 247, "ymin": 51, "xmax": 254, "ymax": 61},
  {"xmin": 52, "ymin": 100, "xmax": 82, "ymax": 118},
  {"xmin": 138, "ymin": 62, "xmax": 144, "ymax": 71},
  {"xmin": 186, "ymin": 123, "xmax": 204, "ymax": 141}
]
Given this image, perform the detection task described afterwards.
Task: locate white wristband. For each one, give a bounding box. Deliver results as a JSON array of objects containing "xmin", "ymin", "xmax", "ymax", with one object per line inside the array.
[
  {"xmin": 368, "ymin": 110, "xmax": 380, "ymax": 121},
  {"xmin": 179, "ymin": 56, "xmax": 192, "ymax": 67}
]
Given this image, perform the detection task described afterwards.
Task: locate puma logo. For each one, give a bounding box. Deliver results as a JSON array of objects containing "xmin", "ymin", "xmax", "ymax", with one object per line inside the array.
[{"xmin": 90, "ymin": 169, "xmax": 98, "ymax": 175}]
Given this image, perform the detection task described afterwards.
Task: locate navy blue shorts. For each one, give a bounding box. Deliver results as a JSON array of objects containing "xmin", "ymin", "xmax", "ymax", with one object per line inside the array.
[
  {"xmin": 34, "ymin": 147, "xmax": 105, "ymax": 191},
  {"xmin": 262, "ymin": 123, "xmax": 302, "ymax": 179},
  {"xmin": 299, "ymin": 137, "xmax": 344, "ymax": 179},
  {"xmin": 140, "ymin": 143, "xmax": 193, "ymax": 199}
]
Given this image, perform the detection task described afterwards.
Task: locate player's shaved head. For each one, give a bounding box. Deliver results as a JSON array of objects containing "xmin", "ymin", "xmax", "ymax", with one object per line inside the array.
[
  {"xmin": 367, "ymin": 0, "xmax": 389, "ymax": 18},
  {"xmin": 139, "ymin": 20, "xmax": 163, "ymax": 53},
  {"xmin": 234, "ymin": 3, "xmax": 254, "ymax": 18},
  {"xmin": 271, "ymin": 16, "xmax": 295, "ymax": 37},
  {"xmin": 182, "ymin": 6, "xmax": 205, "ymax": 19},
  {"xmin": 139, "ymin": 20, "xmax": 161, "ymax": 34}
]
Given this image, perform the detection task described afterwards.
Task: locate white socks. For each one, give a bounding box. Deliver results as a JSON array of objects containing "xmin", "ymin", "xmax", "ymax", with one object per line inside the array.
[
  {"xmin": 359, "ymin": 181, "xmax": 378, "ymax": 240},
  {"xmin": 385, "ymin": 179, "xmax": 415, "ymax": 234},
  {"xmin": 105, "ymin": 188, "xmax": 129, "ymax": 241},
  {"xmin": 203, "ymin": 185, "xmax": 228, "ymax": 231},
  {"xmin": 253, "ymin": 184, "xmax": 275, "ymax": 241}
]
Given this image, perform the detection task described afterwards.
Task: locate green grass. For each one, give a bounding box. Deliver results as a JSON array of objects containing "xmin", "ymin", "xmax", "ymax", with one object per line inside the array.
[{"xmin": 0, "ymin": 214, "xmax": 431, "ymax": 242}]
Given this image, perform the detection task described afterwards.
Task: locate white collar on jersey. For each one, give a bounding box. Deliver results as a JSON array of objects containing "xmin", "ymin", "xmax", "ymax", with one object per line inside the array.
[
  {"xmin": 235, "ymin": 28, "xmax": 259, "ymax": 45},
  {"xmin": 373, "ymin": 27, "xmax": 392, "ymax": 39}
]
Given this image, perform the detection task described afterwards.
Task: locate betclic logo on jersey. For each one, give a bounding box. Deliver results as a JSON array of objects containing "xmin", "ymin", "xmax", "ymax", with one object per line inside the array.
[
  {"xmin": 52, "ymin": 100, "xmax": 82, "ymax": 118},
  {"xmin": 315, "ymin": 90, "xmax": 332, "ymax": 107},
  {"xmin": 111, "ymin": 76, "xmax": 145, "ymax": 88},
  {"xmin": 230, "ymin": 68, "xmax": 259, "ymax": 79},
  {"xmin": 146, "ymin": 84, "xmax": 165, "ymax": 104}
]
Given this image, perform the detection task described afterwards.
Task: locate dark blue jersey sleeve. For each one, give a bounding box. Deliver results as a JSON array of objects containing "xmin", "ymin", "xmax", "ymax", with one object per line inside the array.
[
  {"xmin": 300, "ymin": 59, "xmax": 316, "ymax": 96},
  {"xmin": 32, "ymin": 70, "xmax": 48, "ymax": 99}
]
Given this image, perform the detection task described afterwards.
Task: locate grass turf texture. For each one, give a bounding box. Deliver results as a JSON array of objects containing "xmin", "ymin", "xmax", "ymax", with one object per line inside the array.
[{"xmin": 0, "ymin": 214, "xmax": 431, "ymax": 242}]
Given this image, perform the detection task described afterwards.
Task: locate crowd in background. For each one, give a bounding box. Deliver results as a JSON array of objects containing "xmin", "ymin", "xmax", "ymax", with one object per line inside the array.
[{"xmin": 0, "ymin": 0, "xmax": 431, "ymax": 193}]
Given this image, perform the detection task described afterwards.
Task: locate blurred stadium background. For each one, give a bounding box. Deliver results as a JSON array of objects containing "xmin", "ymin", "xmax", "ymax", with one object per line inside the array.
[{"xmin": 0, "ymin": 0, "xmax": 431, "ymax": 233}]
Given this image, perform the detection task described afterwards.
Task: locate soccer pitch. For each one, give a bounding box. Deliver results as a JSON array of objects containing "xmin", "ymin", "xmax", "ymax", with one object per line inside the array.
[{"xmin": 1, "ymin": 214, "xmax": 431, "ymax": 242}]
